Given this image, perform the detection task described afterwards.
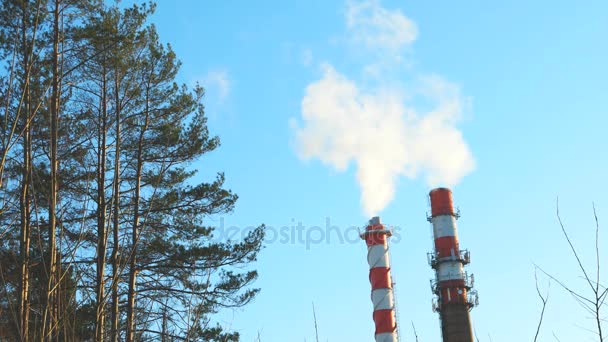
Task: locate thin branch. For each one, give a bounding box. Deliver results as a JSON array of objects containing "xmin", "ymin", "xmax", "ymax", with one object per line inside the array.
[
  {"xmin": 552, "ymin": 199, "xmax": 605, "ymax": 342},
  {"xmin": 594, "ymin": 203, "xmax": 600, "ymax": 295},
  {"xmin": 534, "ymin": 264, "xmax": 594, "ymax": 306},
  {"xmin": 552, "ymin": 331, "xmax": 562, "ymax": 342},
  {"xmin": 411, "ymin": 321, "xmax": 419, "ymax": 342},
  {"xmin": 556, "ymin": 198, "xmax": 595, "ymax": 292},
  {"xmin": 312, "ymin": 302, "xmax": 319, "ymax": 342},
  {"xmin": 593, "ymin": 203, "xmax": 605, "ymax": 342},
  {"xmin": 534, "ymin": 267, "xmax": 550, "ymax": 342}
]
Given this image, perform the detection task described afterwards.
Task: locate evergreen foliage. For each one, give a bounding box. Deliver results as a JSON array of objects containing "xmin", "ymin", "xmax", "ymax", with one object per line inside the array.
[{"xmin": 0, "ymin": 1, "xmax": 264, "ymax": 340}]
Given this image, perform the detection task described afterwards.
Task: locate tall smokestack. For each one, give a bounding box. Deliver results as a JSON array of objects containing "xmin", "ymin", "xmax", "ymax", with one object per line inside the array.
[
  {"xmin": 361, "ymin": 216, "xmax": 398, "ymax": 342},
  {"xmin": 428, "ymin": 188, "xmax": 478, "ymax": 342}
]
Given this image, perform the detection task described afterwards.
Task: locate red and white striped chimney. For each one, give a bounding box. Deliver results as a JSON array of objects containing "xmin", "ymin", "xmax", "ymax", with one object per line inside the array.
[
  {"xmin": 361, "ymin": 216, "xmax": 398, "ymax": 342},
  {"xmin": 428, "ymin": 188, "xmax": 477, "ymax": 342}
]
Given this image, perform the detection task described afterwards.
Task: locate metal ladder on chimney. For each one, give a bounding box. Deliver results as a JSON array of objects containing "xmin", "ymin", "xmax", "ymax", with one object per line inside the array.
[{"xmin": 388, "ymin": 241, "xmax": 401, "ymax": 341}]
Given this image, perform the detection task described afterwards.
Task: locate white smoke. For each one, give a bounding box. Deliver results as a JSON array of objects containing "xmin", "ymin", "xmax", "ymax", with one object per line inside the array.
[
  {"xmin": 345, "ymin": 0, "xmax": 417, "ymax": 53},
  {"xmin": 292, "ymin": 0, "xmax": 475, "ymax": 216}
]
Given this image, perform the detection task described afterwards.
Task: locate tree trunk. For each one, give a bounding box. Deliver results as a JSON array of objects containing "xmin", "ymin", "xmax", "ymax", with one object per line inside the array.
[
  {"xmin": 95, "ymin": 69, "xmax": 108, "ymax": 342},
  {"xmin": 42, "ymin": 0, "xmax": 61, "ymax": 339},
  {"xmin": 110, "ymin": 66, "xmax": 122, "ymax": 342},
  {"xmin": 19, "ymin": 85, "xmax": 31, "ymax": 342},
  {"xmin": 126, "ymin": 89, "xmax": 149, "ymax": 342},
  {"xmin": 18, "ymin": 3, "xmax": 32, "ymax": 339}
]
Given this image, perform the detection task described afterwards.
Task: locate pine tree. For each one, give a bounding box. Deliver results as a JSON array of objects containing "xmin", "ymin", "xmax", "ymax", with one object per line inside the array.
[
  {"xmin": 0, "ymin": 1, "xmax": 49, "ymax": 339},
  {"xmin": 0, "ymin": 1, "xmax": 264, "ymax": 340}
]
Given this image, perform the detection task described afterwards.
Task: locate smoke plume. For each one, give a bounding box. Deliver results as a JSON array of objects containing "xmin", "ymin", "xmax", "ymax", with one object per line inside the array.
[{"xmin": 292, "ymin": 0, "xmax": 475, "ymax": 216}]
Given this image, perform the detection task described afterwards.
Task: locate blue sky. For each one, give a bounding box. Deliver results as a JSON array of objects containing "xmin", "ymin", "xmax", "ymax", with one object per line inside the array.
[{"xmin": 148, "ymin": 1, "xmax": 608, "ymax": 340}]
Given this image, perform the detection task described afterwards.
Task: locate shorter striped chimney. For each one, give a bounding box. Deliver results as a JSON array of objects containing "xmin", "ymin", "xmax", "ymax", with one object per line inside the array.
[{"xmin": 361, "ymin": 216, "xmax": 398, "ymax": 342}]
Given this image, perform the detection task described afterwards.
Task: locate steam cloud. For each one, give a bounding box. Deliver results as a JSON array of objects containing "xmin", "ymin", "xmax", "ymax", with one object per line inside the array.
[{"xmin": 292, "ymin": 0, "xmax": 475, "ymax": 216}]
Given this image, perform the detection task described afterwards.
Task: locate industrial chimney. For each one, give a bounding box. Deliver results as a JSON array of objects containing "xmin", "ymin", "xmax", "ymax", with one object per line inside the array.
[
  {"xmin": 428, "ymin": 188, "xmax": 478, "ymax": 342},
  {"xmin": 361, "ymin": 216, "xmax": 398, "ymax": 342}
]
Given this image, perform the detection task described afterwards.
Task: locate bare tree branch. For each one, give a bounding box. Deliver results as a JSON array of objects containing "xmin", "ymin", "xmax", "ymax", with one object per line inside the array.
[
  {"xmin": 556, "ymin": 198, "xmax": 595, "ymax": 292},
  {"xmin": 541, "ymin": 199, "xmax": 606, "ymax": 341},
  {"xmin": 312, "ymin": 302, "xmax": 319, "ymax": 342},
  {"xmin": 552, "ymin": 331, "xmax": 562, "ymax": 342},
  {"xmin": 534, "ymin": 267, "xmax": 550, "ymax": 342}
]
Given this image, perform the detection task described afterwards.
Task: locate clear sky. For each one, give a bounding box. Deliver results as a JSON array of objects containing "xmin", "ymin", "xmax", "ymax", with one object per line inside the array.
[{"xmin": 147, "ymin": 1, "xmax": 608, "ymax": 341}]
